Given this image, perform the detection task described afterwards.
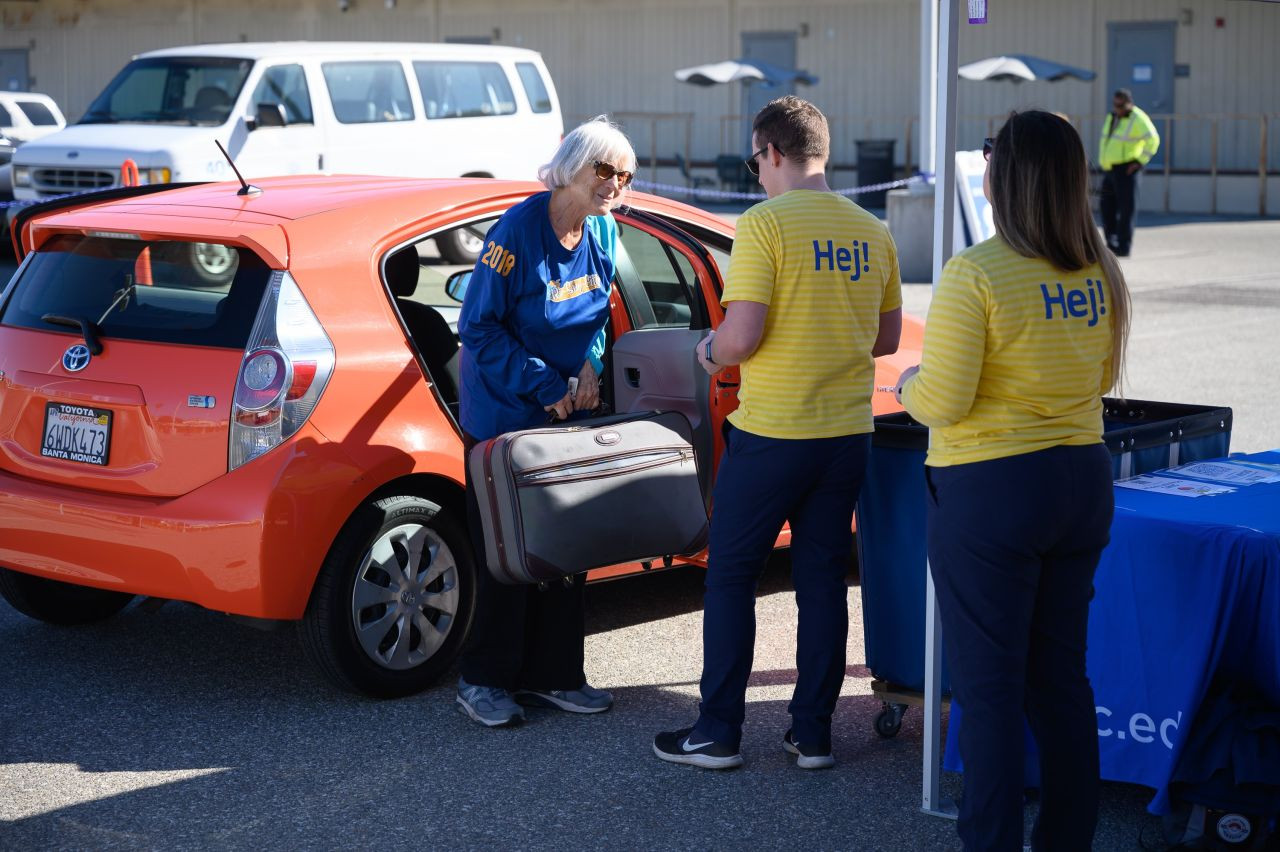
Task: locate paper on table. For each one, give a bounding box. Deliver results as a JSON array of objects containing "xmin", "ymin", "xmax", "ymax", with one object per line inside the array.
[
  {"xmin": 1115, "ymin": 475, "xmax": 1236, "ymax": 497},
  {"xmin": 1166, "ymin": 460, "xmax": 1280, "ymax": 486}
]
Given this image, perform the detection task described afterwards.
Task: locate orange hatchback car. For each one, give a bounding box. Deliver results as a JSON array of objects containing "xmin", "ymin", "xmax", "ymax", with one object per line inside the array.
[{"xmin": 0, "ymin": 177, "xmax": 921, "ymax": 697}]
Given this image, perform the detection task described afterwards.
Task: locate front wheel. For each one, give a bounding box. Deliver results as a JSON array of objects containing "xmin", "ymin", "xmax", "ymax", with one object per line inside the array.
[
  {"xmin": 298, "ymin": 494, "xmax": 475, "ymax": 698},
  {"xmin": 0, "ymin": 567, "xmax": 135, "ymax": 625}
]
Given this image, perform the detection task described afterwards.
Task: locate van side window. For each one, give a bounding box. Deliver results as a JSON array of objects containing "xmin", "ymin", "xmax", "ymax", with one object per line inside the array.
[
  {"xmin": 322, "ymin": 61, "xmax": 414, "ymax": 124},
  {"xmin": 412, "ymin": 61, "xmax": 516, "ymax": 119},
  {"xmin": 17, "ymin": 101, "xmax": 58, "ymax": 126},
  {"xmin": 515, "ymin": 63, "xmax": 552, "ymax": 114},
  {"xmin": 251, "ymin": 65, "xmax": 313, "ymax": 125}
]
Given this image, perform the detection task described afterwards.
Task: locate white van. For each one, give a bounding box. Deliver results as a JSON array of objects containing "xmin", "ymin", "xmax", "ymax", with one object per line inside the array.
[
  {"xmin": 9, "ymin": 42, "xmax": 563, "ymax": 260},
  {"xmin": 0, "ymin": 92, "xmax": 67, "ymax": 144}
]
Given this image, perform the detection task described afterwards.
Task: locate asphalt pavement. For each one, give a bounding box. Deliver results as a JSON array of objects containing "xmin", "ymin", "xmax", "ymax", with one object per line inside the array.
[
  {"xmin": 2, "ymin": 212, "xmax": 1278, "ymax": 849},
  {"xmin": 1, "ymin": 558, "xmax": 1160, "ymax": 850}
]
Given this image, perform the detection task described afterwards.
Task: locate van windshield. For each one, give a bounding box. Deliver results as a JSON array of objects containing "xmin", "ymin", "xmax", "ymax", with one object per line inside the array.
[{"xmin": 80, "ymin": 57, "xmax": 253, "ymax": 127}]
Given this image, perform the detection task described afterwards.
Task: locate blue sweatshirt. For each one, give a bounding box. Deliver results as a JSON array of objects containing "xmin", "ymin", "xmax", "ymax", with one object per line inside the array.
[{"xmin": 458, "ymin": 191, "xmax": 616, "ymax": 440}]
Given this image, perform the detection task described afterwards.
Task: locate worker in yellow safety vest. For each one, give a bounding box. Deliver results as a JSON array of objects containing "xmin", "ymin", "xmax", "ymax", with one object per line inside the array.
[{"xmin": 1098, "ymin": 88, "xmax": 1160, "ymax": 257}]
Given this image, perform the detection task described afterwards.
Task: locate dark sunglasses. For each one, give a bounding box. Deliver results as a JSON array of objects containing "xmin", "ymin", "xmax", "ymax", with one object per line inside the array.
[
  {"xmin": 744, "ymin": 144, "xmax": 783, "ymax": 177},
  {"xmin": 593, "ymin": 160, "xmax": 633, "ymax": 188},
  {"xmin": 982, "ymin": 137, "xmax": 995, "ymax": 161}
]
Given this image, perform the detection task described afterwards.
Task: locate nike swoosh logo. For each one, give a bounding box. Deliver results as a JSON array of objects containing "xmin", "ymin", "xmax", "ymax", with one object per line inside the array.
[{"xmin": 682, "ymin": 738, "xmax": 713, "ymax": 752}]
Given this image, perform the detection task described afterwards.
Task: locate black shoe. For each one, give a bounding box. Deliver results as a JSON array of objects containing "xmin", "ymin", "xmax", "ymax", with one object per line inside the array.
[
  {"xmin": 653, "ymin": 726, "xmax": 743, "ymax": 769},
  {"xmin": 782, "ymin": 729, "xmax": 835, "ymax": 769}
]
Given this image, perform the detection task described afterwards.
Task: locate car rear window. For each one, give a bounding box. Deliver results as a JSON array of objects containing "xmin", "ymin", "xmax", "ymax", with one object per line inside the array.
[
  {"xmin": 17, "ymin": 101, "xmax": 58, "ymax": 126},
  {"xmin": 515, "ymin": 62, "xmax": 552, "ymax": 114},
  {"xmin": 0, "ymin": 103, "xmax": 14, "ymax": 126},
  {"xmin": 0, "ymin": 235, "xmax": 272, "ymax": 349}
]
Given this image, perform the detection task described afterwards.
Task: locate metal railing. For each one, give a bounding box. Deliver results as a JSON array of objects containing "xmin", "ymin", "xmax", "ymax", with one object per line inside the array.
[{"xmin": 581, "ymin": 111, "xmax": 1278, "ymax": 216}]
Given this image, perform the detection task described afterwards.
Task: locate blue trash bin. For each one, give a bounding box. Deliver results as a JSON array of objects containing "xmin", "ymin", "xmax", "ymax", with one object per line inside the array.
[{"xmin": 854, "ymin": 399, "xmax": 1232, "ymax": 739}]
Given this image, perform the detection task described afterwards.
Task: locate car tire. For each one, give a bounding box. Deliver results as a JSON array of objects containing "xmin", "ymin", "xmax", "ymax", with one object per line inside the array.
[
  {"xmin": 0, "ymin": 567, "xmax": 135, "ymax": 625},
  {"xmin": 187, "ymin": 241, "xmax": 239, "ymax": 287},
  {"xmin": 435, "ymin": 226, "xmax": 486, "ymax": 265},
  {"xmin": 298, "ymin": 494, "xmax": 476, "ymax": 698}
]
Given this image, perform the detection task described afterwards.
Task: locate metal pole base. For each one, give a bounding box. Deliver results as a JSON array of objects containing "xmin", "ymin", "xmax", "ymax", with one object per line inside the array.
[{"xmin": 921, "ymin": 799, "xmax": 959, "ymax": 820}]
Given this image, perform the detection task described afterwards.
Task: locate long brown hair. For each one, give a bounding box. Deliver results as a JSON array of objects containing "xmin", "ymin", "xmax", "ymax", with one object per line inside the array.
[{"xmin": 988, "ymin": 110, "xmax": 1130, "ymax": 393}]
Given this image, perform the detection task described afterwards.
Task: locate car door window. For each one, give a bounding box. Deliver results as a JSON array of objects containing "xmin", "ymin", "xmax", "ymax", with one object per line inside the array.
[
  {"xmin": 0, "ymin": 102, "xmax": 13, "ymax": 127},
  {"xmin": 615, "ymin": 220, "xmax": 698, "ymax": 329},
  {"xmin": 322, "ymin": 61, "xmax": 414, "ymax": 124},
  {"xmin": 252, "ymin": 64, "xmax": 313, "ymax": 125}
]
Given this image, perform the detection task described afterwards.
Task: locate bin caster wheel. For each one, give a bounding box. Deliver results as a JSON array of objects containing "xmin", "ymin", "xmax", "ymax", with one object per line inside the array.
[{"xmin": 874, "ymin": 702, "xmax": 907, "ymax": 738}]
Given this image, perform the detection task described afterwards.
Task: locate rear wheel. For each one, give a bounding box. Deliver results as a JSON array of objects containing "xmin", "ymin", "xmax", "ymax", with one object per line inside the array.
[
  {"xmin": 188, "ymin": 242, "xmax": 239, "ymax": 286},
  {"xmin": 298, "ymin": 494, "xmax": 475, "ymax": 698},
  {"xmin": 435, "ymin": 226, "xmax": 486, "ymax": 265},
  {"xmin": 0, "ymin": 568, "xmax": 135, "ymax": 625}
]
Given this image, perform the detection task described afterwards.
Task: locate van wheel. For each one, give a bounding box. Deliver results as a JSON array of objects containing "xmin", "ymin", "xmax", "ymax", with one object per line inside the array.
[
  {"xmin": 0, "ymin": 568, "xmax": 135, "ymax": 625},
  {"xmin": 435, "ymin": 227, "xmax": 485, "ymax": 265},
  {"xmin": 298, "ymin": 495, "xmax": 475, "ymax": 698},
  {"xmin": 188, "ymin": 242, "xmax": 239, "ymax": 286}
]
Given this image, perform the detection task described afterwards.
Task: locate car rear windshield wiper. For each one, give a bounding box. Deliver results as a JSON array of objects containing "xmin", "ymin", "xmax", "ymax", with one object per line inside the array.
[{"xmin": 41, "ymin": 313, "xmax": 104, "ymax": 355}]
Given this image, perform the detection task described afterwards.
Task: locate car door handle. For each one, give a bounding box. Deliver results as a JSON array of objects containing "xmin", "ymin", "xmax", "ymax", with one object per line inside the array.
[
  {"xmin": 716, "ymin": 379, "xmax": 739, "ymax": 389},
  {"xmin": 624, "ymin": 367, "xmax": 641, "ymax": 388}
]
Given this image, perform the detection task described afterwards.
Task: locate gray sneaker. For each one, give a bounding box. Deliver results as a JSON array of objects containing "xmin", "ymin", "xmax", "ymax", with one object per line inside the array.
[
  {"xmin": 456, "ymin": 678, "xmax": 525, "ymax": 727},
  {"xmin": 515, "ymin": 682, "xmax": 613, "ymax": 714}
]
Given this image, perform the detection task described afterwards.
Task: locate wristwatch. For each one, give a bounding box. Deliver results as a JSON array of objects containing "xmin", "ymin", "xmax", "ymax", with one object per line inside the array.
[{"xmin": 703, "ymin": 338, "xmax": 717, "ymax": 365}]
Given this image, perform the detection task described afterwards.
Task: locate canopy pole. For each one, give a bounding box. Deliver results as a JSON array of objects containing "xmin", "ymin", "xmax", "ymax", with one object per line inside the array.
[
  {"xmin": 920, "ymin": 0, "xmax": 938, "ymax": 176},
  {"xmin": 922, "ymin": 0, "xmax": 960, "ymax": 820}
]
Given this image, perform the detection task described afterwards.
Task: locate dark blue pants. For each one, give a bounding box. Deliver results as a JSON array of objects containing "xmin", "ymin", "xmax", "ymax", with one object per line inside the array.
[
  {"xmin": 694, "ymin": 424, "xmax": 870, "ymax": 752},
  {"xmin": 926, "ymin": 443, "xmax": 1113, "ymax": 852}
]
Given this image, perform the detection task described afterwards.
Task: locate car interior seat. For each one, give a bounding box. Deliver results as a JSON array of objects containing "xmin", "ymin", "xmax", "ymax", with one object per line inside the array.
[
  {"xmin": 192, "ymin": 86, "xmax": 232, "ymax": 122},
  {"xmin": 383, "ymin": 246, "xmax": 461, "ymax": 409}
]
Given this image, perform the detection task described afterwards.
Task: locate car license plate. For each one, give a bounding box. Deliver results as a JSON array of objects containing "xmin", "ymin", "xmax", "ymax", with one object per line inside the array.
[{"xmin": 41, "ymin": 402, "xmax": 112, "ymax": 466}]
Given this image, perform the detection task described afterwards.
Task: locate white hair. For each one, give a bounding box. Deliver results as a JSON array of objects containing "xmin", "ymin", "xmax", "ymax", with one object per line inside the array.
[{"xmin": 538, "ymin": 115, "xmax": 637, "ymax": 190}]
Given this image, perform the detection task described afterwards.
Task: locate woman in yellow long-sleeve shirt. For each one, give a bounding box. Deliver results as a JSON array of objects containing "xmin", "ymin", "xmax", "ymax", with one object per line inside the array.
[{"xmin": 895, "ymin": 110, "xmax": 1131, "ymax": 852}]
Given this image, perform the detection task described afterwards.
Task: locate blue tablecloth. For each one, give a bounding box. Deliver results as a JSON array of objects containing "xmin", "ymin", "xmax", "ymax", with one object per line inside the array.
[{"xmin": 944, "ymin": 451, "xmax": 1280, "ymax": 814}]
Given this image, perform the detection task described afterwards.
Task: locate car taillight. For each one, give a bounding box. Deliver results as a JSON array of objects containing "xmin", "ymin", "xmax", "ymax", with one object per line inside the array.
[{"xmin": 229, "ymin": 271, "xmax": 335, "ymax": 471}]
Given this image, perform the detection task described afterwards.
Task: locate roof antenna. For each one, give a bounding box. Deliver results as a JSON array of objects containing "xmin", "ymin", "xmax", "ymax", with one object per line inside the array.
[{"xmin": 214, "ymin": 139, "xmax": 262, "ymax": 197}]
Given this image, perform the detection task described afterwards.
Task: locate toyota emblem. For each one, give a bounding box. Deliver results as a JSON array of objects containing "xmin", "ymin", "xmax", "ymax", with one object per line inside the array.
[{"xmin": 62, "ymin": 344, "xmax": 92, "ymax": 372}]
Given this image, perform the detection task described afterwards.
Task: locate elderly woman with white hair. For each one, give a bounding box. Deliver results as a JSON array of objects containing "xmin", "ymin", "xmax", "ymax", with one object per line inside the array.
[{"xmin": 454, "ymin": 116, "xmax": 637, "ymax": 727}]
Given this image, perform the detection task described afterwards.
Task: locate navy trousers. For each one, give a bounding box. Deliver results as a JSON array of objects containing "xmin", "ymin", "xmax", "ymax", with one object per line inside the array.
[
  {"xmin": 459, "ymin": 433, "xmax": 587, "ymax": 692},
  {"xmin": 926, "ymin": 443, "xmax": 1113, "ymax": 852},
  {"xmin": 694, "ymin": 424, "xmax": 870, "ymax": 752}
]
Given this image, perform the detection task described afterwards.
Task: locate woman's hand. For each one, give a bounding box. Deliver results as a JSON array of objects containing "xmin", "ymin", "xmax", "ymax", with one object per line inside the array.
[
  {"xmin": 544, "ymin": 391, "xmax": 574, "ymax": 422},
  {"xmin": 895, "ymin": 365, "xmax": 920, "ymax": 404},
  {"xmin": 574, "ymin": 361, "xmax": 600, "ymax": 412}
]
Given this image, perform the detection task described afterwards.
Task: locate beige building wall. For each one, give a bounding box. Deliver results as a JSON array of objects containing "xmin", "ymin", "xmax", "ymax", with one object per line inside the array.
[{"xmin": 1, "ymin": 0, "xmax": 1275, "ymax": 175}]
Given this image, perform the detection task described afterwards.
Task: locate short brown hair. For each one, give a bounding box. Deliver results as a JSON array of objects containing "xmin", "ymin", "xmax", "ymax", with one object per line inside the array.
[{"xmin": 752, "ymin": 96, "xmax": 830, "ymax": 163}]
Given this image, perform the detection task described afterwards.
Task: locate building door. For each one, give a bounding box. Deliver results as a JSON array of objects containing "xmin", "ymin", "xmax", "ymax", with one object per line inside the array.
[
  {"xmin": 1107, "ymin": 21, "xmax": 1175, "ymax": 167},
  {"xmin": 0, "ymin": 49, "xmax": 30, "ymax": 92},
  {"xmin": 740, "ymin": 31, "xmax": 796, "ymax": 155}
]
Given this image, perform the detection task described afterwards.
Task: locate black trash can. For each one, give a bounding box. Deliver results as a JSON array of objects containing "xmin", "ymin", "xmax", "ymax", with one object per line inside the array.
[
  {"xmin": 855, "ymin": 139, "xmax": 896, "ymax": 208},
  {"xmin": 854, "ymin": 398, "xmax": 1233, "ymax": 738}
]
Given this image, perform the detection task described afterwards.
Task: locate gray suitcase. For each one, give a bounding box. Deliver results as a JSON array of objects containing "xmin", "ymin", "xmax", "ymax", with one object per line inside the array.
[{"xmin": 469, "ymin": 410, "xmax": 709, "ymax": 584}]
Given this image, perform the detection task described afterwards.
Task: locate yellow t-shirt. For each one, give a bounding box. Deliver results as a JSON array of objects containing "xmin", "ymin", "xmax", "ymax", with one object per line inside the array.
[
  {"xmin": 900, "ymin": 236, "xmax": 1114, "ymax": 467},
  {"xmin": 722, "ymin": 190, "xmax": 902, "ymax": 439}
]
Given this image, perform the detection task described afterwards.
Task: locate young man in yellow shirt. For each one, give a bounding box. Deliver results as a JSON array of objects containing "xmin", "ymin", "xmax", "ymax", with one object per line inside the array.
[{"xmin": 653, "ymin": 96, "xmax": 902, "ymax": 770}]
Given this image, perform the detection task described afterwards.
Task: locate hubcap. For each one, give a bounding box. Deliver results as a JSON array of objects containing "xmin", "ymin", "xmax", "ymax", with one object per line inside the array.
[
  {"xmin": 457, "ymin": 229, "xmax": 484, "ymax": 254},
  {"xmin": 350, "ymin": 522, "xmax": 460, "ymax": 671},
  {"xmin": 191, "ymin": 242, "xmax": 237, "ymax": 276}
]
